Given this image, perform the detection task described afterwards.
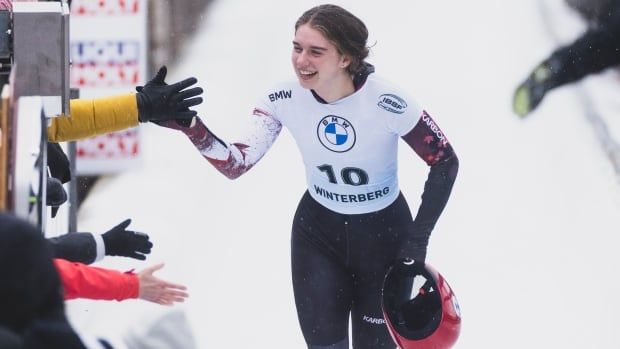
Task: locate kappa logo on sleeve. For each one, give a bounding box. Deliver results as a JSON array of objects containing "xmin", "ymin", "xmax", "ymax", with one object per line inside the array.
[
  {"xmin": 378, "ymin": 94, "xmax": 407, "ymax": 114},
  {"xmin": 421, "ymin": 111, "xmax": 448, "ymax": 147}
]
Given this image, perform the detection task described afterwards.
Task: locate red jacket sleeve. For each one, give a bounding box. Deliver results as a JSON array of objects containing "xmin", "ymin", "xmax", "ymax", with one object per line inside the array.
[{"xmin": 54, "ymin": 259, "xmax": 140, "ymax": 301}]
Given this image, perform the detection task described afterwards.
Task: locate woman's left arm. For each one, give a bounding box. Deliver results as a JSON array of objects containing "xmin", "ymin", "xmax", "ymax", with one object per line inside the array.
[{"xmin": 398, "ymin": 110, "xmax": 459, "ymax": 263}]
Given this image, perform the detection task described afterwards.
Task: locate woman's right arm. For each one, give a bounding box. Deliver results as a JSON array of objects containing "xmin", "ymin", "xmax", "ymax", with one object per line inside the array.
[{"xmin": 159, "ymin": 109, "xmax": 282, "ymax": 179}]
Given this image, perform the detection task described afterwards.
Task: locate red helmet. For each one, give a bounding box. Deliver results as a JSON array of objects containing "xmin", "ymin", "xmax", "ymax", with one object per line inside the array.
[{"xmin": 381, "ymin": 260, "xmax": 461, "ymax": 349}]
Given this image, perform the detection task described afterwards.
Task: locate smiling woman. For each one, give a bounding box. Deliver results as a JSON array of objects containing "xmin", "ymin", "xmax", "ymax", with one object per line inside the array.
[
  {"xmin": 154, "ymin": 4, "xmax": 459, "ymax": 349},
  {"xmin": 292, "ymin": 4, "xmax": 370, "ymax": 103}
]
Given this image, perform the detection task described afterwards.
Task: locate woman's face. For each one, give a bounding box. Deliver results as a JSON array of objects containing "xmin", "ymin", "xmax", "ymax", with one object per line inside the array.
[{"xmin": 292, "ymin": 23, "xmax": 350, "ymax": 92}]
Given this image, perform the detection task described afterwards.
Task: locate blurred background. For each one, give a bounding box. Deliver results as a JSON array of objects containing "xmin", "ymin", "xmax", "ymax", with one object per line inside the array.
[{"xmin": 2, "ymin": 0, "xmax": 620, "ymax": 348}]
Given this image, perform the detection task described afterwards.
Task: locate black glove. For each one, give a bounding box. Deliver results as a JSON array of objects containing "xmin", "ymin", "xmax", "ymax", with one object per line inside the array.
[
  {"xmin": 47, "ymin": 142, "xmax": 71, "ymax": 184},
  {"xmin": 396, "ymin": 233, "xmax": 428, "ymax": 267},
  {"xmin": 46, "ymin": 176, "xmax": 67, "ymax": 218},
  {"xmin": 101, "ymin": 219, "xmax": 153, "ymax": 260},
  {"xmin": 136, "ymin": 65, "xmax": 203, "ymax": 123},
  {"xmin": 392, "ymin": 257, "xmax": 426, "ymax": 278}
]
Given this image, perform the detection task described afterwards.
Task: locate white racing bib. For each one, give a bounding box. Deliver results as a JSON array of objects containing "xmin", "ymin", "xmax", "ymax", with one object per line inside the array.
[{"xmin": 255, "ymin": 75, "xmax": 424, "ymax": 214}]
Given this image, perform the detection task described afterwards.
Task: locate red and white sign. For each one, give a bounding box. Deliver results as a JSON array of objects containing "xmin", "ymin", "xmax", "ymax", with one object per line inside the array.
[
  {"xmin": 70, "ymin": 0, "xmax": 147, "ymax": 175},
  {"xmin": 71, "ymin": 40, "xmax": 141, "ymax": 87},
  {"xmin": 71, "ymin": 0, "xmax": 141, "ymax": 16}
]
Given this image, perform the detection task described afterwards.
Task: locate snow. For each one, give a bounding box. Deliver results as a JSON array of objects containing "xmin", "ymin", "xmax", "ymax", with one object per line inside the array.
[{"xmin": 67, "ymin": 0, "xmax": 620, "ymax": 348}]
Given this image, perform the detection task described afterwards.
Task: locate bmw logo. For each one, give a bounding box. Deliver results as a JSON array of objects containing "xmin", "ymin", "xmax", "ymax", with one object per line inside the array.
[{"xmin": 317, "ymin": 115, "xmax": 356, "ymax": 152}]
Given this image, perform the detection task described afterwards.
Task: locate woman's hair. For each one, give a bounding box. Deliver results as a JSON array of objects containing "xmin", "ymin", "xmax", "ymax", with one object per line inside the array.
[{"xmin": 295, "ymin": 4, "xmax": 369, "ymax": 76}]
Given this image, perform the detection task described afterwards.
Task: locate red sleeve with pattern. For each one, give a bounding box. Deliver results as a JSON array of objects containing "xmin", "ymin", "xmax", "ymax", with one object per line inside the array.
[
  {"xmin": 403, "ymin": 110, "xmax": 454, "ymax": 166},
  {"xmin": 159, "ymin": 111, "xmax": 282, "ymax": 179},
  {"xmin": 54, "ymin": 259, "xmax": 139, "ymax": 301},
  {"xmin": 396, "ymin": 110, "xmax": 459, "ymax": 262}
]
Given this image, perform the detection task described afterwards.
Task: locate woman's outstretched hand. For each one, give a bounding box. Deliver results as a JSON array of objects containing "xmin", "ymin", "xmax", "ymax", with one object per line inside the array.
[{"xmin": 137, "ymin": 263, "xmax": 189, "ymax": 306}]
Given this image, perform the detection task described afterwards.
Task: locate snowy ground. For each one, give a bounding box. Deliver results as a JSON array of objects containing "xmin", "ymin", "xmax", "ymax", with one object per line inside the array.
[{"xmin": 67, "ymin": 0, "xmax": 620, "ymax": 348}]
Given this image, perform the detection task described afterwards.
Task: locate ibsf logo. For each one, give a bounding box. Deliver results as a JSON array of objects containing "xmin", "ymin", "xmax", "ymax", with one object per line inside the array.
[
  {"xmin": 378, "ymin": 94, "xmax": 407, "ymax": 114},
  {"xmin": 317, "ymin": 115, "xmax": 356, "ymax": 153}
]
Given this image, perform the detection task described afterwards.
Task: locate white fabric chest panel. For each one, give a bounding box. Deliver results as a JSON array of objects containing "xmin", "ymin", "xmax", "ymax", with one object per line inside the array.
[{"xmin": 270, "ymin": 76, "xmax": 419, "ymax": 214}]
